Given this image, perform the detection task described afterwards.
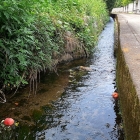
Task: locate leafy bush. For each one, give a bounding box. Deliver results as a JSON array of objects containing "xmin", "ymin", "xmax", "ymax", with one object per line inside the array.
[
  {"xmin": 0, "ymin": 0, "xmax": 109, "ymax": 96},
  {"xmin": 104, "ymin": 0, "xmax": 117, "ymax": 12}
]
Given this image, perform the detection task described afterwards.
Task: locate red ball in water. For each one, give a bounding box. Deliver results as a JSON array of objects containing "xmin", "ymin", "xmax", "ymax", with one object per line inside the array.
[
  {"xmin": 112, "ymin": 92, "xmax": 119, "ymax": 99},
  {"xmin": 3, "ymin": 118, "xmax": 14, "ymax": 126}
]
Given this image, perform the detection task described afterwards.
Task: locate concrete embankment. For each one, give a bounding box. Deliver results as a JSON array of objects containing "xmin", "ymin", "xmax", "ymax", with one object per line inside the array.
[{"xmin": 114, "ymin": 13, "xmax": 140, "ymax": 140}]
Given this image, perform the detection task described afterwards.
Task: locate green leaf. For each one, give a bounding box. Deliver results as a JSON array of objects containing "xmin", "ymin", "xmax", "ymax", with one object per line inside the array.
[
  {"xmin": 28, "ymin": 35, "xmax": 34, "ymax": 40},
  {"xmin": 21, "ymin": 79, "xmax": 28, "ymax": 85},
  {"xmin": 3, "ymin": 11, "xmax": 9, "ymax": 20}
]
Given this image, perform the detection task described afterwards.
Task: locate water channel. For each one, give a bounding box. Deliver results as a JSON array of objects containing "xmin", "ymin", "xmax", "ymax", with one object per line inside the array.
[
  {"xmin": 0, "ymin": 17, "xmax": 124, "ymax": 140},
  {"xmin": 35, "ymin": 17, "xmax": 124, "ymax": 140}
]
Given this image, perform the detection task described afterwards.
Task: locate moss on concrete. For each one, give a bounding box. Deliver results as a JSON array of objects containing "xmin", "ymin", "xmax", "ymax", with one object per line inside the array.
[{"xmin": 114, "ymin": 14, "xmax": 140, "ymax": 140}]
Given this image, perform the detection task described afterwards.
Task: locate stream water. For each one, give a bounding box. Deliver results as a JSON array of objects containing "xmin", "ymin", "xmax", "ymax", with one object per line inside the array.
[
  {"xmin": 0, "ymin": 17, "xmax": 124, "ymax": 140},
  {"xmin": 35, "ymin": 17, "xmax": 124, "ymax": 140}
]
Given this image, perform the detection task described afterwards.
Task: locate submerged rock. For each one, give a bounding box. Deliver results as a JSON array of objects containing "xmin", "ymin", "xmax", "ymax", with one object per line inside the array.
[{"xmin": 79, "ymin": 66, "xmax": 92, "ymax": 71}]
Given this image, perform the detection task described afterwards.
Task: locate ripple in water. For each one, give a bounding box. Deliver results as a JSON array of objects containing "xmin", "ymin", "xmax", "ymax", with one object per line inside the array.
[{"xmin": 36, "ymin": 18, "xmax": 124, "ymax": 140}]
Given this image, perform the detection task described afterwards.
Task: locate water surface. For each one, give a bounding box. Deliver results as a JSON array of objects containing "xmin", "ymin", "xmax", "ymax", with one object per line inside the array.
[{"xmin": 35, "ymin": 18, "xmax": 124, "ymax": 140}]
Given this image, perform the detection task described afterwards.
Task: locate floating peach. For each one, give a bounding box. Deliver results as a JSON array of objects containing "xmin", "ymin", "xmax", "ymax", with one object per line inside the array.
[
  {"xmin": 3, "ymin": 118, "xmax": 14, "ymax": 126},
  {"xmin": 112, "ymin": 92, "xmax": 119, "ymax": 99}
]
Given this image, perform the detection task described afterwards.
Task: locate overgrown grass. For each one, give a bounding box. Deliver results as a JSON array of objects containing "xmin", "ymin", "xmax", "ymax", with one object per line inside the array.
[{"xmin": 0, "ymin": 0, "xmax": 109, "ymax": 97}]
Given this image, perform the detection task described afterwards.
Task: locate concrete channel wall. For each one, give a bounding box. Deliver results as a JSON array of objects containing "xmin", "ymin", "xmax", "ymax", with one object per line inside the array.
[{"xmin": 112, "ymin": 14, "xmax": 140, "ymax": 140}]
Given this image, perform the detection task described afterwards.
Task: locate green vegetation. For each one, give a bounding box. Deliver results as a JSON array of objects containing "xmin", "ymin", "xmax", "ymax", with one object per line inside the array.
[
  {"xmin": 115, "ymin": 0, "xmax": 135, "ymax": 7},
  {"xmin": 104, "ymin": 0, "xmax": 117, "ymax": 12},
  {"xmin": 115, "ymin": 0, "xmax": 124, "ymax": 7},
  {"xmin": 0, "ymin": 0, "xmax": 109, "ymax": 98}
]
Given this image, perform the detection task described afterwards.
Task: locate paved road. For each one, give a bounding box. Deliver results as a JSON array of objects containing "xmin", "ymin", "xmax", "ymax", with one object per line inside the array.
[
  {"xmin": 122, "ymin": 14, "xmax": 140, "ymax": 34},
  {"xmin": 119, "ymin": 14, "xmax": 140, "ymax": 40}
]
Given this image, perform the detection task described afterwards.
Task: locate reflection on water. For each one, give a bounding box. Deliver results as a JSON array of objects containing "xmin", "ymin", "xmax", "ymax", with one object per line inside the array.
[
  {"xmin": 35, "ymin": 18, "xmax": 124, "ymax": 140},
  {"xmin": 0, "ymin": 18, "xmax": 124, "ymax": 140}
]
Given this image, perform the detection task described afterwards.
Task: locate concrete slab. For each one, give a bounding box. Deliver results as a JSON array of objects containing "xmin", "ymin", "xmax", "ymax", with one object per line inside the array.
[
  {"xmin": 117, "ymin": 14, "xmax": 140, "ymax": 99},
  {"xmin": 116, "ymin": 13, "xmax": 140, "ymax": 140}
]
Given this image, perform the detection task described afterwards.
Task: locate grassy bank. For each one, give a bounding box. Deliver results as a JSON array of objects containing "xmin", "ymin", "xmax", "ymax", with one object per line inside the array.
[{"xmin": 0, "ymin": 0, "xmax": 109, "ymax": 98}]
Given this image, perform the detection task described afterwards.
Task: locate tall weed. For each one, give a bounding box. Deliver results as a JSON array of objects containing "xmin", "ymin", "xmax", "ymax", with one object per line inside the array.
[{"xmin": 0, "ymin": 0, "xmax": 109, "ymax": 97}]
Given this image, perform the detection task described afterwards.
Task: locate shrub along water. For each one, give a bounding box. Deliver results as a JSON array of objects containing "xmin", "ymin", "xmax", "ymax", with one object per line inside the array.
[{"xmin": 0, "ymin": 0, "xmax": 109, "ymax": 100}]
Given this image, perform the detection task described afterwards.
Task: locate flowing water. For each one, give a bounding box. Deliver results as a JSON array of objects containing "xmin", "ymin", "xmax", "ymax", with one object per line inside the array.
[
  {"xmin": 0, "ymin": 17, "xmax": 124, "ymax": 140},
  {"xmin": 35, "ymin": 18, "xmax": 124, "ymax": 140}
]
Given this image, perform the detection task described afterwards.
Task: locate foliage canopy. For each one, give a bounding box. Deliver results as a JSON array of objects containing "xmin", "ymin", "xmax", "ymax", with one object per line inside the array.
[
  {"xmin": 115, "ymin": 0, "xmax": 135, "ymax": 7},
  {"xmin": 104, "ymin": 0, "xmax": 117, "ymax": 12}
]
